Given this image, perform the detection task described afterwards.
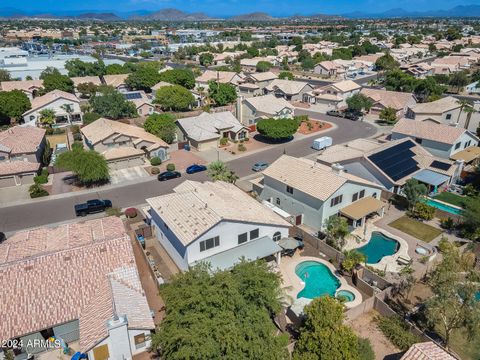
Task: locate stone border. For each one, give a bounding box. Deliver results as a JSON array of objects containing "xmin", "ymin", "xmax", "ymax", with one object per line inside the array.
[{"xmin": 283, "ymin": 256, "xmax": 363, "ymax": 309}]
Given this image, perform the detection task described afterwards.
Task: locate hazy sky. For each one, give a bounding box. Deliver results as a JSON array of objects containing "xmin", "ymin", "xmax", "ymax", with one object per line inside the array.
[{"xmin": 3, "ymin": 0, "xmax": 480, "ymax": 16}]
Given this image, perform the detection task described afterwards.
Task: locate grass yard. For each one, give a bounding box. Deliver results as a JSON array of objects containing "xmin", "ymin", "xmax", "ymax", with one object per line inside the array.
[
  {"xmin": 433, "ymin": 192, "xmax": 466, "ymax": 208},
  {"xmin": 388, "ymin": 216, "xmax": 443, "ymax": 243}
]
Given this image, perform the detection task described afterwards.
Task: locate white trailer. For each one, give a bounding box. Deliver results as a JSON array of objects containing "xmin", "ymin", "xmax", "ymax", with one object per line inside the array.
[{"xmin": 312, "ymin": 136, "xmax": 332, "ymax": 150}]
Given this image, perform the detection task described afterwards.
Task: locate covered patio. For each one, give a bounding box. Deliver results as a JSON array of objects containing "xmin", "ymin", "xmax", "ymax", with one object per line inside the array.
[
  {"xmin": 340, "ymin": 196, "xmax": 386, "ymax": 229},
  {"xmin": 412, "ymin": 169, "xmax": 451, "ymax": 194}
]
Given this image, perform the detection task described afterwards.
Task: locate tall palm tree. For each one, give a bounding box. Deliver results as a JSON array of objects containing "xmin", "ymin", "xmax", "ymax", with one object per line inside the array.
[{"xmin": 456, "ymin": 99, "xmax": 474, "ymax": 127}]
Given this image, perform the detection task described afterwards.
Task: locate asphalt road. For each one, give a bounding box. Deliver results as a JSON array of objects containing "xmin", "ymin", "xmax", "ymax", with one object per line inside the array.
[{"xmin": 0, "ymin": 114, "xmax": 376, "ymax": 233}]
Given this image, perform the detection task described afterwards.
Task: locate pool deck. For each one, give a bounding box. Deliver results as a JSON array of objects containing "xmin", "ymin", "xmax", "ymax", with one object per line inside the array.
[
  {"xmin": 345, "ymin": 224, "xmax": 411, "ymax": 273},
  {"xmin": 278, "ymin": 253, "xmax": 362, "ymax": 310}
]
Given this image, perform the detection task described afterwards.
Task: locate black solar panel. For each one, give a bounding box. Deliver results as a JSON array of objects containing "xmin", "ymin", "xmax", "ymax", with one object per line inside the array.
[
  {"xmin": 430, "ymin": 160, "xmax": 451, "ymax": 171},
  {"xmin": 368, "ymin": 140, "xmax": 420, "ymax": 181},
  {"xmin": 124, "ymin": 92, "xmax": 142, "ymax": 100}
]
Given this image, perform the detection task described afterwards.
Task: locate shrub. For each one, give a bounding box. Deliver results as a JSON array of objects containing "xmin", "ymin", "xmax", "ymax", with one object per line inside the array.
[
  {"xmin": 29, "ymin": 184, "xmax": 49, "ymax": 198},
  {"xmin": 238, "ymin": 143, "xmax": 247, "ymax": 152},
  {"xmin": 294, "ymin": 115, "xmax": 309, "ymax": 122},
  {"xmin": 73, "ymin": 132, "xmax": 83, "ymax": 142},
  {"xmin": 41, "ymin": 168, "xmax": 49, "ymax": 177},
  {"xmin": 257, "ymin": 118, "xmax": 300, "ymax": 140},
  {"xmin": 105, "ymin": 207, "xmax": 122, "ymax": 217},
  {"xmin": 413, "ymin": 202, "xmax": 435, "ymax": 220},
  {"xmin": 220, "ymin": 137, "xmax": 229, "ymax": 146},
  {"xmin": 440, "ymin": 217, "xmax": 455, "ymax": 230},
  {"xmin": 124, "ymin": 207, "xmax": 138, "ymax": 218},
  {"xmin": 358, "ymin": 338, "xmax": 375, "ymax": 360},
  {"xmin": 150, "ymin": 156, "xmax": 162, "ymax": 166},
  {"xmin": 150, "ymin": 167, "xmax": 160, "ymax": 174},
  {"xmin": 82, "ymin": 112, "xmax": 101, "ymax": 125},
  {"xmin": 34, "ymin": 175, "xmax": 48, "ymax": 184},
  {"xmin": 71, "ymin": 125, "xmax": 80, "ymax": 134},
  {"xmin": 71, "ymin": 142, "xmax": 84, "ymax": 151},
  {"xmin": 166, "ymin": 163, "xmax": 175, "ymax": 171},
  {"xmin": 376, "ymin": 316, "xmax": 419, "ymax": 351},
  {"xmin": 53, "ymin": 128, "xmax": 65, "ymax": 135}
]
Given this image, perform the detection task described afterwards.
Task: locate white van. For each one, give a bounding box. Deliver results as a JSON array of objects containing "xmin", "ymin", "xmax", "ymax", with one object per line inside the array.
[{"xmin": 312, "ymin": 136, "xmax": 333, "ymax": 150}]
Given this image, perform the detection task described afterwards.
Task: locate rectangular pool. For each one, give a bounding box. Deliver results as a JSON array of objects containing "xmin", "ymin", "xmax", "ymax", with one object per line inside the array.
[{"xmin": 424, "ymin": 198, "xmax": 462, "ymax": 215}]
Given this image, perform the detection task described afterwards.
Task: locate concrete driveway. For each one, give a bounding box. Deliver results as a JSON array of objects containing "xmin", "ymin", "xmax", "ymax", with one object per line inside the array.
[{"xmin": 110, "ymin": 166, "xmax": 150, "ymax": 185}]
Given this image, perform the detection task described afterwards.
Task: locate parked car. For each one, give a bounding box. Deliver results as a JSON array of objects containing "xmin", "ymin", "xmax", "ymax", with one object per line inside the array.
[
  {"xmin": 158, "ymin": 171, "xmax": 181, "ymax": 181},
  {"xmin": 343, "ymin": 110, "xmax": 361, "ymax": 121},
  {"xmin": 326, "ymin": 110, "xmax": 344, "ymax": 118},
  {"xmin": 74, "ymin": 199, "xmax": 112, "ymax": 217},
  {"xmin": 252, "ymin": 162, "xmax": 269, "ymax": 172},
  {"xmin": 186, "ymin": 164, "xmax": 207, "ymax": 174}
]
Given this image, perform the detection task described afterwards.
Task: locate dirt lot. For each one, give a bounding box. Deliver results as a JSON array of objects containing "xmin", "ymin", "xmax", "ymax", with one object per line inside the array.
[
  {"xmin": 46, "ymin": 134, "xmax": 68, "ymax": 149},
  {"xmin": 348, "ymin": 311, "xmax": 401, "ymax": 360}
]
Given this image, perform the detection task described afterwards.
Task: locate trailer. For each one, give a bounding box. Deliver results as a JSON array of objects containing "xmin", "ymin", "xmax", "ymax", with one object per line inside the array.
[{"xmin": 312, "ymin": 136, "xmax": 333, "ymax": 150}]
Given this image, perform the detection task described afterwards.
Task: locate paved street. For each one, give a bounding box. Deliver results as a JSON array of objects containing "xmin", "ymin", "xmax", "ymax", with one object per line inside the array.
[{"xmin": 0, "ymin": 115, "xmax": 376, "ymax": 233}]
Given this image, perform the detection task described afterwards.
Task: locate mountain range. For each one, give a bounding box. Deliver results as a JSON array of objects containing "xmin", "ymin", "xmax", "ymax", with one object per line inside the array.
[{"xmin": 2, "ymin": 4, "xmax": 480, "ymax": 21}]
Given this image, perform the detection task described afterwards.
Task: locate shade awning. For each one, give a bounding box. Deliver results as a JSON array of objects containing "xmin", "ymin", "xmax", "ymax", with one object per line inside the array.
[
  {"xmin": 340, "ymin": 196, "xmax": 385, "ymax": 220},
  {"xmin": 192, "ymin": 236, "xmax": 282, "ymax": 271},
  {"xmin": 412, "ymin": 169, "xmax": 450, "ymax": 187},
  {"xmin": 450, "ymin": 146, "xmax": 480, "ymax": 163}
]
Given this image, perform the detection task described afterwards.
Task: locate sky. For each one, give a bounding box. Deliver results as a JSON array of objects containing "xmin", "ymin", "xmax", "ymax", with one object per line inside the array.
[{"xmin": 2, "ymin": 0, "xmax": 480, "ymax": 17}]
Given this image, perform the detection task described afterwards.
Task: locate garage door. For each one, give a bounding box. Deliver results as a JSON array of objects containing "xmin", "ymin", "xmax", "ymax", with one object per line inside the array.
[
  {"xmin": 0, "ymin": 176, "xmax": 16, "ymax": 188},
  {"xmin": 20, "ymin": 174, "xmax": 35, "ymax": 185},
  {"xmin": 109, "ymin": 157, "xmax": 144, "ymax": 170}
]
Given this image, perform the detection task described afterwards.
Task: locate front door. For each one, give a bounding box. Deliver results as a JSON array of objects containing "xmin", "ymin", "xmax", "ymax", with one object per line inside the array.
[{"xmin": 295, "ymin": 214, "xmax": 303, "ymax": 225}]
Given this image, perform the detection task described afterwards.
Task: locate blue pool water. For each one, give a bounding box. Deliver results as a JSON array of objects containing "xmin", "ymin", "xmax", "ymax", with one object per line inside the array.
[
  {"xmin": 295, "ymin": 261, "xmax": 340, "ymax": 299},
  {"xmin": 357, "ymin": 232, "xmax": 399, "ymax": 264},
  {"xmin": 476, "ymin": 291, "xmax": 480, "ymax": 301},
  {"xmin": 424, "ymin": 198, "xmax": 462, "ymax": 215},
  {"xmin": 336, "ymin": 290, "xmax": 355, "ymax": 302}
]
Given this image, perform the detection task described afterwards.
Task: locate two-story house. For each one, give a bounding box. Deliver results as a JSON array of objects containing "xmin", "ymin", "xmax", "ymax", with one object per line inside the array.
[
  {"xmin": 253, "ymin": 155, "xmax": 385, "ymax": 230},
  {"xmin": 0, "ymin": 126, "xmax": 45, "ymax": 188},
  {"xmin": 360, "ymin": 88, "xmax": 417, "ymax": 120},
  {"xmin": 305, "ymin": 80, "xmax": 362, "ymax": 109},
  {"xmin": 238, "ymin": 94, "xmax": 295, "ymax": 126},
  {"xmin": 405, "ymin": 96, "xmax": 465, "ymax": 125},
  {"xmin": 22, "ymin": 90, "xmax": 82, "ymax": 127},
  {"xmin": 146, "ymin": 180, "xmax": 291, "ymax": 271},
  {"xmin": 391, "ymin": 118, "xmax": 479, "ymax": 159}
]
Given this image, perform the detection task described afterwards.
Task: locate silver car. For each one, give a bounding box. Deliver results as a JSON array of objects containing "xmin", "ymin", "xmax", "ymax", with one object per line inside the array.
[{"xmin": 252, "ymin": 162, "xmax": 269, "ymax": 172}]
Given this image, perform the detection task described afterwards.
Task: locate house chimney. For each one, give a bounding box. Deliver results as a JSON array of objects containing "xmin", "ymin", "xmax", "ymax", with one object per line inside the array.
[{"xmin": 331, "ymin": 163, "xmax": 344, "ymax": 175}]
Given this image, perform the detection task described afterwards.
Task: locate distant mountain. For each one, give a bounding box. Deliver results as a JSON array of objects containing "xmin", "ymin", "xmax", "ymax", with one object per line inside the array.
[
  {"xmin": 343, "ymin": 5, "xmax": 480, "ymax": 18},
  {"xmin": 132, "ymin": 8, "xmax": 212, "ymax": 21},
  {"xmin": 289, "ymin": 13, "xmax": 344, "ymax": 21},
  {"xmin": 76, "ymin": 12, "xmax": 121, "ymax": 21},
  {"xmin": 229, "ymin": 12, "xmax": 276, "ymax": 21}
]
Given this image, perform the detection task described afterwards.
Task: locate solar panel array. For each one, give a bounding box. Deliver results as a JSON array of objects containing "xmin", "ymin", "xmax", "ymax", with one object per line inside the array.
[
  {"xmin": 430, "ymin": 160, "xmax": 451, "ymax": 171},
  {"xmin": 368, "ymin": 140, "xmax": 420, "ymax": 181},
  {"xmin": 124, "ymin": 92, "xmax": 143, "ymax": 100}
]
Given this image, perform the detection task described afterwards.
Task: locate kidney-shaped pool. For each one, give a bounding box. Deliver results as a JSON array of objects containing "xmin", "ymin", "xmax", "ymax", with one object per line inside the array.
[
  {"xmin": 295, "ymin": 260, "xmax": 340, "ymax": 299},
  {"xmin": 357, "ymin": 231, "xmax": 400, "ymax": 264}
]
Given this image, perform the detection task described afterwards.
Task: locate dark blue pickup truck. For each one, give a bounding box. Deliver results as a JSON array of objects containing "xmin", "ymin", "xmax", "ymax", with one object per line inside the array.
[{"xmin": 74, "ymin": 199, "xmax": 112, "ymax": 217}]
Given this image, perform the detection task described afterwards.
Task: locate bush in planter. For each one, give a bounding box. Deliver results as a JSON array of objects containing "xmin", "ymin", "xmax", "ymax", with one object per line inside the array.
[
  {"xmin": 220, "ymin": 137, "xmax": 229, "ymax": 146},
  {"xmin": 124, "ymin": 207, "xmax": 138, "ymax": 218},
  {"xmin": 105, "ymin": 207, "xmax": 122, "ymax": 217},
  {"xmin": 150, "ymin": 167, "xmax": 160, "ymax": 174},
  {"xmin": 73, "ymin": 132, "xmax": 83, "ymax": 142},
  {"xmin": 41, "ymin": 168, "xmax": 49, "ymax": 177},
  {"xmin": 166, "ymin": 163, "xmax": 175, "ymax": 171},
  {"xmin": 150, "ymin": 156, "xmax": 162, "ymax": 166},
  {"xmin": 29, "ymin": 184, "xmax": 49, "ymax": 198},
  {"xmin": 34, "ymin": 175, "xmax": 48, "ymax": 184},
  {"xmin": 238, "ymin": 143, "xmax": 247, "ymax": 152}
]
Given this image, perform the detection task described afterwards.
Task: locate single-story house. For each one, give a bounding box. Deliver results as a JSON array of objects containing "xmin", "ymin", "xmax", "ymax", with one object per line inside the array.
[
  {"xmin": 239, "ymin": 94, "xmax": 295, "ymax": 126},
  {"xmin": 81, "ymin": 118, "xmax": 169, "ymax": 169},
  {"xmin": 176, "ymin": 111, "xmax": 249, "ymax": 151},
  {"xmin": 195, "ymin": 70, "xmax": 244, "ymax": 88},
  {"xmin": 146, "ymin": 180, "xmax": 291, "ymax": 271},
  {"xmin": 0, "ymin": 79, "xmax": 44, "ymax": 100},
  {"xmin": 101, "ymin": 74, "xmax": 130, "ymax": 93},
  {"xmin": 22, "ymin": 90, "xmax": 82, "ymax": 127},
  {"xmin": 264, "ymin": 79, "xmax": 314, "ymax": 102},
  {"xmin": 360, "ymin": 88, "xmax": 417, "ymax": 119},
  {"xmin": 0, "ymin": 217, "xmax": 154, "ymax": 360},
  {"xmin": 391, "ymin": 118, "xmax": 479, "ymax": 159},
  {"xmin": 123, "ymin": 91, "xmax": 155, "ymax": 117}
]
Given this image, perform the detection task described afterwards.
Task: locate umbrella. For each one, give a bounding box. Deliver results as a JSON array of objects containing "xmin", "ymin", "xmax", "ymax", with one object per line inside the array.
[{"xmin": 277, "ymin": 237, "xmax": 303, "ymax": 250}]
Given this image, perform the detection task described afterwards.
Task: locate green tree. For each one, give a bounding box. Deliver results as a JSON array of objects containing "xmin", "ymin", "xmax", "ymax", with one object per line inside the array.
[
  {"xmin": 40, "ymin": 67, "xmax": 74, "ymax": 93},
  {"xmin": 379, "ymin": 107, "xmax": 397, "ymax": 124},
  {"xmin": 155, "ymin": 85, "xmax": 195, "ymax": 111},
  {"xmin": 105, "ymin": 63, "xmax": 130, "ymax": 75},
  {"xmin": 208, "ymin": 81, "xmax": 237, "ymax": 106},
  {"xmin": 414, "ymin": 77, "xmax": 445, "ymax": 103},
  {"xmin": 0, "ymin": 90, "xmax": 31, "ymax": 124},
  {"xmin": 256, "ymin": 61, "xmax": 273, "ymax": 72},
  {"xmin": 125, "ymin": 65, "xmax": 161, "ymax": 92},
  {"xmin": 65, "ymin": 58, "xmax": 105, "ymax": 77},
  {"xmin": 158, "ymin": 68, "xmax": 195, "ymax": 89},
  {"xmin": 38, "ymin": 108, "xmax": 56, "ymax": 127},
  {"xmin": 207, "ymin": 160, "xmax": 239, "ymax": 184},
  {"xmin": 413, "ymin": 202, "xmax": 435, "ymax": 220},
  {"xmin": 0, "ymin": 69, "xmax": 12, "ymax": 82},
  {"xmin": 293, "ymin": 296, "xmax": 361, "ymax": 360},
  {"xmin": 143, "ymin": 113, "xmax": 177, "ymax": 144},
  {"xmin": 449, "ymin": 71, "xmax": 469, "ymax": 93},
  {"xmin": 324, "ymin": 216, "xmax": 349, "ymax": 249},
  {"xmin": 150, "ymin": 261, "xmax": 289, "ymax": 359},
  {"xmin": 426, "ymin": 246, "xmax": 480, "ymax": 348},
  {"xmin": 199, "ymin": 52, "xmax": 214, "ymax": 67},
  {"xmin": 346, "ymin": 94, "xmax": 373, "ymax": 114},
  {"xmin": 357, "ymin": 338, "xmax": 375, "ymax": 360},
  {"xmin": 55, "ymin": 148, "xmax": 109, "ymax": 185},
  {"xmin": 90, "ymin": 86, "xmax": 137, "ymax": 119},
  {"xmin": 278, "ymin": 71, "xmax": 294, "ymax": 80},
  {"xmin": 461, "ymin": 195, "xmax": 480, "ymax": 240},
  {"xmin": 403, "ymin": 179, "xmax": 427, "ymax": 210},
  {"xmin": 256, "ymin": 118, "xmax": 300, "ymax": 140},
  {"xmin": 76, "ymin": 82, "xmax": 98, "ymax": 98},
  {"xmin": 342, "ymin": 250, "xmax": 366, "ymax": 274}
]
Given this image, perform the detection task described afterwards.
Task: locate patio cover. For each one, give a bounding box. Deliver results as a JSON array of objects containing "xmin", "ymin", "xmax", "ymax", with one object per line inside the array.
[
  {"xmin": 412, "ymin": 169, "xmax": 450, "ymax": 187},
  {"xmin": 340, "ymin": 196, "xmax": 385, "ymax": 220},
  {"xmin": 193, "ymin": 236, "xmax": 282, "ymax": 271},
  {"xmin": 450, "ymin": 146, "xmax": 480, "ymax": 163}
]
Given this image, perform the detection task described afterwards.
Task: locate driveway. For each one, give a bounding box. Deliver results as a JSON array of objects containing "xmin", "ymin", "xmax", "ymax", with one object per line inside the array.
[{"xmin": 110, "ymin": 166, "xmax": 150, "ymax": 185}]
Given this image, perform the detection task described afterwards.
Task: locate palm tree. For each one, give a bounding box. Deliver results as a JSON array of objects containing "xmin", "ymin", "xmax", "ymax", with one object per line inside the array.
[
  {"xmin": 456, "ymin": 99, "xmax": 473, "ymax": 126},
  {"xmin": 61, "ymin": 103, "xmax": 74, "ymax": 124},
  {"xmin": 341, "ymin": 250, "xmax": 366, "ymax": 275},
  {"xmin": 39, "ymin": 108, "xmax": 56, "ymax": 127}
]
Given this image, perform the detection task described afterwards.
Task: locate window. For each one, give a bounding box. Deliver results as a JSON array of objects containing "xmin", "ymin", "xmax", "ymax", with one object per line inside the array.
[
  {"xmin": 455, "ymin": 142, "xmax": 461, "ymax": 150},
  {"xmin": 415, "ymin": 137, "xmax": 423, "ymax": 144},
  {"xmin": 359, "ymin": 190, "xmax": 365, "ymax": 199},
  {"xmin": 372, "ymin": 192, "xmax": 377, "ymax": 199},
  {"xmin": 276, "ymin": 197, "xmax": 280, "ymax": 205},
  {"xmin": 238, "ymin": 232, "xmax": 248, "ymax": 244},
  {"xmin": 273, "ymin": 231, "xmax": 282, "ymax": 242},
  {"xmin": 250, "ymin": 228, "xmax": 259, "ymax": 240},
  {"xmin": 200, "ymin": 236, "xmax": 220, "ymax": 252},
  {"xmin": 286, "ymin": 185, "xmax": 294, "ymax": 194},
  {"xmin": 330, "ymin": 195, "xmax": 343, "ymax": 207},
  {"xmin": 446, "ymin": 114, "xmax": 452, "ymax": 120},
  {"xmin": 134, "ymin": 333, "xmax": 147, "ymax": 349},
  {"xmin": 352, "ymin": 193, "xmax": 358, "ymax": 202}
]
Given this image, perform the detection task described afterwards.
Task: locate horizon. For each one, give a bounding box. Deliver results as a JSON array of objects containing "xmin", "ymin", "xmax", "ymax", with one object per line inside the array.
[{"xmin": 3, "ymin": 0, "xmax": 480, "ymax": 17}]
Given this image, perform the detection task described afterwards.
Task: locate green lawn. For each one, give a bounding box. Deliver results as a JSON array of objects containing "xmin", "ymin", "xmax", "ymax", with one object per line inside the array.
[
  {"xmin": 433, "ymin": 192, "xmax": 466, "ymax": 208},
  {"xmin": 388, "ymin": 216, "xmax": 443, "ymax": 243}
]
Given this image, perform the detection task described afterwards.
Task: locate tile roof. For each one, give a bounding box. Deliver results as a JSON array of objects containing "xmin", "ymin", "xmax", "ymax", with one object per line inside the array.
[
  {"xmin": 81, "ymin": 118, "xmax": 168, "ymax": 148},
  {"xmin": 102, "ymin": 74, "xmax": 129, "ymax": 88},
  {"xmin": 196, "ymin": 70, "xmax": 238, "ymax": 84},
  {"xmin": 102, "ymin": 146, "xmax": 145, "ymax": 160},
  {"xmin": 0, "ymin": 125, "xmax": 45, "ymax": 154},
  {"xmin": 400, "ymin": 342, "xmax": 456, "ymax": 360},
  {"xmin": 392, "ymin": 118, "xmax": 474, "ymax": 145},
  {"xmin": 0, "ymin": 79, "xmax": 43, "ymax": 92},
  {"xmin": 360, "ymin": 88, "xmax": 416, "ymax": 111},
  {"xmin": 71, "ymin": 76, "xmax": 102, "ymax": 87},
  {"xmin": 27, "ymin": 90, "xmax": 80, "ymax": 113},
  {"xmin": 265, "ymin": 79, "xmax": 311, "ymax": 95},
  {"xmin": 409, "ymin": 96, "xmax": 460, "ymax": 114},
  {"xmin": 246, "ymin": 71, "xmax": 278, "ymax": 82},
  {"xmin": 0, "ymin": 217, "xmax": 154, "ymax": 350},
  {"xmin": 263, "ymin": 155, "xmax": 382, "ymax": 202},
  {"xmin": 330, "ymin": 80, "xmax": 362, "ymax": 93},
  {"xmin": 244, "ymin": 94, "xmax": 294, "ymax": 115},
  {"xmin": 0, "ymin": 160, "xmax": 40, "ymax": 176},
  {"xmin": 146, "ymin": 180, "xmax": 290, "ymax": 246}
]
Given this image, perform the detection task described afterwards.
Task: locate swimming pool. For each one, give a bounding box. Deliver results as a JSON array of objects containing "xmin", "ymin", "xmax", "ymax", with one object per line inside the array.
[
  {"xmin": 424, "ymin": 198, "xmax": 462, "ymax": 215},
  {"xmin": 336, "ymin": 290, "xmax": 356, "ymax": 302},
  {"xmin": 357, "ymin": 232, "xmax": 400, "ymax": 264},
  {"xmin": 295, "ymin": 261, "xmax": 340, "ymax": 299}
]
